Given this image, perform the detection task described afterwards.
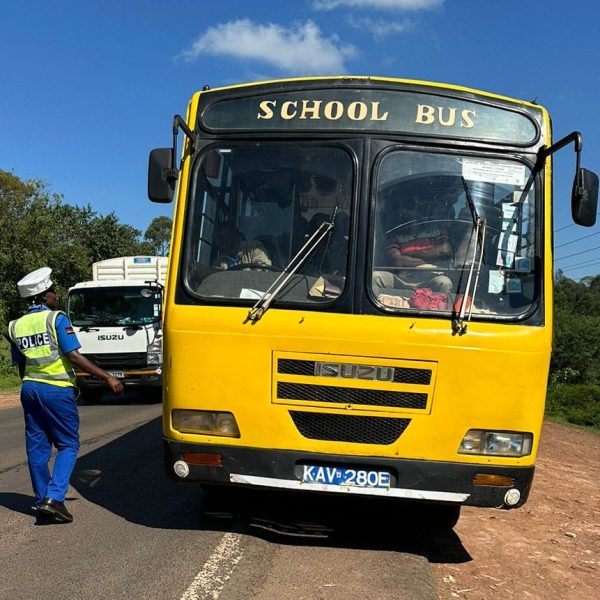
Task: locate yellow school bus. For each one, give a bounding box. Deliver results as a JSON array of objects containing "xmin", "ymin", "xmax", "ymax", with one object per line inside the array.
[{"xmin": 148, "ymin": 76, "xmax": 598, "ymax": 527}]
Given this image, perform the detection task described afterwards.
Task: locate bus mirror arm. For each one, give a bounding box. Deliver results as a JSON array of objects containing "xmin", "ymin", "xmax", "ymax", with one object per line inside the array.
[
  {"xmin": 539, "ymin": 131, "xmax": 599, "ymax": 227},
  {"xmin": 172, "ymin": 115, "xmax": 197, "ymax": 171},
  {"xmin": 148, "ymin": 116, "xmax": 197, "ymax": 204}
]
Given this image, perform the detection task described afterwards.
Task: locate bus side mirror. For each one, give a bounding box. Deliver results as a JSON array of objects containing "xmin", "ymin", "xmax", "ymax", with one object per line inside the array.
[
  {"xmin": 572, "ymin": 168, "xmax": 599, "ymax": 227},
  {"xmin": 148, "ymin": 148, "xmax": 176, "ymax": 203}
]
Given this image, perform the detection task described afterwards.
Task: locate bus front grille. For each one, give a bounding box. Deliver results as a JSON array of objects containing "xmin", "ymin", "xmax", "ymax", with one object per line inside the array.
[
  {"xmin": 278, "ymin": 382, "xmax": 427, "ymax": 409},
  {"xmin": 278, "ymin": 359, "xmax": 431, "ymax": 385},
  {"xmin": 289, "ymin": 411, "xmax": 410, "ymax": 445}
]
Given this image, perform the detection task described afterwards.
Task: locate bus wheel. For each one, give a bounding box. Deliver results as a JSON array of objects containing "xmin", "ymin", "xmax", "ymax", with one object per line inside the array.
[{"xmin": 424, "ymin": 504, "xmax": 461, "ymax": 530}]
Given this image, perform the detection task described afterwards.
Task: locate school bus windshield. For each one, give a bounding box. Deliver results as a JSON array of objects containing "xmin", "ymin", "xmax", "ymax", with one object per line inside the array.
[
  {"xmin": 184, "ymin": 145, "xmax": 352, "ymax": 305},
  {"xmin": 371, "ymin": 150, "xmax": 537, "ymax": 317}
]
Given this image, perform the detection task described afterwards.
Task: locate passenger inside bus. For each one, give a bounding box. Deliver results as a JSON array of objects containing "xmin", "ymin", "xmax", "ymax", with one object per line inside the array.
[
  {"xmin": 212, "ymin": 222, "xmax": 272, "ymax": 270},
  {"xmin": 373, "ymin": 190, "xmax": 456, "ymax": 310}
]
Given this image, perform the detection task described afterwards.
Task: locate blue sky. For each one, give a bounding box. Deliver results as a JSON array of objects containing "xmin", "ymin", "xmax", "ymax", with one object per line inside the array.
[{"xmin": 2, "ymin": 0, "xmax": 600, "ymax": 278}]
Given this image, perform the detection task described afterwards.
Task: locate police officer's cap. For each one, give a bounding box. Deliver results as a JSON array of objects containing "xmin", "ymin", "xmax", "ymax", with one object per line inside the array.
[{"xmin": 17, "ymin": 267, "xmax": 53, "ymax": 298}]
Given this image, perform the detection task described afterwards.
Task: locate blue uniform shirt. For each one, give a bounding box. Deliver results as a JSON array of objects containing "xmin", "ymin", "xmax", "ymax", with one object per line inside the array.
[{"xmin": 10, "ymin": 305, "xmax": 81, "ymax": 365}]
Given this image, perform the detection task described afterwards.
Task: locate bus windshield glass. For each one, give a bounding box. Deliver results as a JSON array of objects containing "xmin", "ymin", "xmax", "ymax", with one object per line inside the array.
[
  {"xmin": 68, "ymin": 286, "xmax": 163, "ymax": 327},
  {"xmin": 184, "ymin": 145, "xmax": 353, "ymax": 305},
  {"xmin": 371, "ymin": 150, "xmax": 537, "ymax": 317}
]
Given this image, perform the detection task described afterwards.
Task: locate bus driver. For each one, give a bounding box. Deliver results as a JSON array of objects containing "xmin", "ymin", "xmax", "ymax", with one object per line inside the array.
[{"xmin": 212, "ymin": 222, "xmax": 272, "ymax": 270}]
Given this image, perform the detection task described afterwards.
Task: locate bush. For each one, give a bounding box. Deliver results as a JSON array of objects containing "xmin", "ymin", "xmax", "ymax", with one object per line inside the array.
[
  {"xmin": 0, "ymin": 337, "xmax": 20, "ymax": 390},
  {"xmin": 546, "ymin": 384, "xmax": 600, "ymax": 429}
]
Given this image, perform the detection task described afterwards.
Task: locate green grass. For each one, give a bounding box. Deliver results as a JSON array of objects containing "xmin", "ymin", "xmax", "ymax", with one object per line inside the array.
[
  {"xmin": 0, "ymin": 337, "xmax": 20, "ymax": 391},
  {"xmin": 0, "ymin": 374, "xmax": 20, "ymax": 392},
  {"xmin": 545, "ymin": 383, "xmax": 600, "ymax": 432}
]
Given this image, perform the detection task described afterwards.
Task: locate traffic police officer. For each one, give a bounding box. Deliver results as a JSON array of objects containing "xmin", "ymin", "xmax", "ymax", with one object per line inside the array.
[{"xmin": 8, "ymin": 267, "xmax": 123, "ymax": 523}]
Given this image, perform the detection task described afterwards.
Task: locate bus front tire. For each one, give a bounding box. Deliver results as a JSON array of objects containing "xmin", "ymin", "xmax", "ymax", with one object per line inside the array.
[{"xmin": 424, "ymin": 504, "xmax": 461, "ymax": 530}]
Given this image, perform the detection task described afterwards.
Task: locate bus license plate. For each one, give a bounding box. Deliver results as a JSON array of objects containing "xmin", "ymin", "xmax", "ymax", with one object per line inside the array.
[
  {"xmin": 302, "ymin": 465, "xmax": 391, "ymax": 488},
  {"xmin": 107, "ymin": 371, "xmax": 125, "ymax": 379}
]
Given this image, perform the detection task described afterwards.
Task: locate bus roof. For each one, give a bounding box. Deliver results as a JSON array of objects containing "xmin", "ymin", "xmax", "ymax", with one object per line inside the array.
[{"xmin": 191, "ymin": 76, "xmax": 545, "ymax": 112}]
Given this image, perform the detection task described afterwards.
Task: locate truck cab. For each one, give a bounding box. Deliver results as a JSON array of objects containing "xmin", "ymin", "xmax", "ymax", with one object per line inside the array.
[{"xmin": 67, "ymin": 256, "xmax": 166, "ymax": 402}]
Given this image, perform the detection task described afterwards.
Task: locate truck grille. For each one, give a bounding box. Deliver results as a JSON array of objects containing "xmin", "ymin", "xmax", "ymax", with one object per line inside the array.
[
  {"xmin": 82, "ymin": 352, "xmax": 147, "ymax": 370},
  {"xmin": 290, "ymin": 411, "xmax": 410, "ymax": 445}
]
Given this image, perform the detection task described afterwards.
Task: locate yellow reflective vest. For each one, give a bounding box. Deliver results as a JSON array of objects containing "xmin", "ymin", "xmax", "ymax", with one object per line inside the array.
[{"xmin": 8, "ymin": 310, "xmax": 76, "ymax": 388}]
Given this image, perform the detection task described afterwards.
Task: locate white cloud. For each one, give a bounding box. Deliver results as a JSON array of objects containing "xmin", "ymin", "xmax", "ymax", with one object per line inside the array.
[
  {"xmin": 179, "ymin": 19, "xmax": 357, "ymax": 75},
  {"xmin": 312, "ymin": 0, "xmax": 443, "ymax": 10},
  {"xmin": 348, "ymin": 15, "xmax": 415, "ymax": 39}
]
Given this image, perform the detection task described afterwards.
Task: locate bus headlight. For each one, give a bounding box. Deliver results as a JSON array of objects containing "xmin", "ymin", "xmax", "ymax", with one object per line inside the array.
[
  {"xmin": 172, "ymin": 409, "xmax": 240, "ymax": 438},
  {"xmin": 458, "ymin": 429, "xmax": 533, "ymax": 457}
]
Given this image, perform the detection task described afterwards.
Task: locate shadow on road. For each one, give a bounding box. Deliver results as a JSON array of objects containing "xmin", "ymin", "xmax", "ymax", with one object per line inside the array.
[
  {"xmin": 201, "ymin": 486, "xmax": 472, "ymax": 564},
  {"xmin": 76, "ymin": 387, "xmax": 161, "ymax": 407},
  {"xmin": 0, "ymin": 492, "xmax": 35, "ymax": 516},
  {"xmin": 72, "ymin": 417, "xmax": 205, "ymax": 530},
  {"xmin": 71, "ymin": 416, "xmax": 471, "ymax": 563}
]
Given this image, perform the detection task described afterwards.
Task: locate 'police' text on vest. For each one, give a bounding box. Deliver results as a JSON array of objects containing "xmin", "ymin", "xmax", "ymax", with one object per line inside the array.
[{"xmin": 15, "ymin": 333, "xmax": 51, "ymax": 350}]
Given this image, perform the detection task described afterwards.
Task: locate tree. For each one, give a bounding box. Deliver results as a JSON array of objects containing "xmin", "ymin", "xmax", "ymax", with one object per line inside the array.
[
  {"xmin": 143, "ymin": 216, "xmax": 172, "ymax": 256},
  {"xmin": 551, "ymin": 272, "xmax": 600, "ymax": 385},
  {"xmin": 0, "ymin": 168, "xmax": 150, "ymax": 330}
]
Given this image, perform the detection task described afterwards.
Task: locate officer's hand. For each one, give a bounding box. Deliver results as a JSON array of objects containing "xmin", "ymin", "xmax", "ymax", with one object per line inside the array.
[{"xmin": 106, "ymin": 376, "xmax": 124, "ymax": 395}]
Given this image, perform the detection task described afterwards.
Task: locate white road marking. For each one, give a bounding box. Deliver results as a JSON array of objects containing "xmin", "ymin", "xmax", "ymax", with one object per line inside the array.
[{"xmin": 179, "ymin": 533, "xmax": 244, "ymax": 600}]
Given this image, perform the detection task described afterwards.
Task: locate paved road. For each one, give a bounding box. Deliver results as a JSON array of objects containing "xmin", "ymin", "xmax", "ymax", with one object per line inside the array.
[{"xmin": 0, "ymin": 394, "xmax": 469, "ymax": 600}]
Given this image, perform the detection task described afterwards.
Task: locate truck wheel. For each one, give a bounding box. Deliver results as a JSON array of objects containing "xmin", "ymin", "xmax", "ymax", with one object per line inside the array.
[
  {"xmin": 147, "ymin": 388, "xmax": 163, "ymax": 403},
  {"xmin": 81, "ymin": 389, "xmax": 103, "ymax": 405}
]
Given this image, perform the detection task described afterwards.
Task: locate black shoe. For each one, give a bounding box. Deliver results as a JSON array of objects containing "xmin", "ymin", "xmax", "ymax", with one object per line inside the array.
[{"xmin": 39, "ymin": 498, "xmax": 73, "ymax": 523}]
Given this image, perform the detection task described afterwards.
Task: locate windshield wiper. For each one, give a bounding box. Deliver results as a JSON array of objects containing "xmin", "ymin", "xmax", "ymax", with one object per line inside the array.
[
  {"xmin": 245, "ymin": 191, "xmax": 343, "ymax": 323},
  {"xmin": 78, "ymin": 325, "xmax": 100, "ymax": 332},
  {"xmin": 454, "ymin": 178, "xmax": 486, "ymax": 335},
  {"xmin": 245, "ymin": 219, "xmax": 336, "ymax": 323}
]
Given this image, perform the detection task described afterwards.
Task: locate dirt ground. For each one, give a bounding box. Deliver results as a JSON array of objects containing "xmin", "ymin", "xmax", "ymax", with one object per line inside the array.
[
  {"xmin": 2, "ymin": 391, "xmax": 598, "ymax": 599},
  {"xmin": 0, "ymin": 391, "xmax": 19, "ymax": 409},
  {"xmin": 436, "ymin": 421, "xmax": 600, "ymax": 600}
]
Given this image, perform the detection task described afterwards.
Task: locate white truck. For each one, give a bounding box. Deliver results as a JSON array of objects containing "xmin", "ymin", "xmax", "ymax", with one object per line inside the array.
[{"xmin": 67, "ymin": 256, "xmax": 167, "ymax": 402}]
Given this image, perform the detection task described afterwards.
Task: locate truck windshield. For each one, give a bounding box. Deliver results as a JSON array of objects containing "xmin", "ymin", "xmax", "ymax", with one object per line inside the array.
[
  {"xmin": 370, "ymin": 150, "xmax": 538, "ymax": 318},
  {"xmin": 68, "ymin": 286, "xmax": 162, "ymax": 327},
  {"xmin": 183, "ymin": 144, "xmax": 353, "ymax": 305}
]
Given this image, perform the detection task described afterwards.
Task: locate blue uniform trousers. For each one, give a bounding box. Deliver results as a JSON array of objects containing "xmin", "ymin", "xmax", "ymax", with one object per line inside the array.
[{"xmin": 20, "ymin": 381, "xmax": 80, "ymax": 505}]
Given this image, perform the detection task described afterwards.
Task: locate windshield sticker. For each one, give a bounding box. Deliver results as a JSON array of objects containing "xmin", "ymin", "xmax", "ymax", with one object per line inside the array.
[
  {"xmin": 506, "ymin": 278, "xmax": 523, "ymax": 294},
  {"xmin": 239, "ymin": 288, "xmax": 265, "ymax": 300},
  {"xmin": 514, "ymin": 257, "xmax": 531, "ymax": 273},
  {"xmin": 497, "ymin": 230, "xmax": 518, "ymax": 267},
  {"xmin": 501, "ymin": 203, "xmax": 517, "ymax": 228},
  {"xmin": 488, "ymin": 270, "xmax": 505, "ymax": 294},
  {"xmin": 462, "ymin": 159, "xmax": 525, "ymax": 186}
]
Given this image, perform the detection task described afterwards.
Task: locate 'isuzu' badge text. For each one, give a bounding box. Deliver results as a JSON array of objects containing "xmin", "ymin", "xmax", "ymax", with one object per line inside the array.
[{"xmin": 314, "ymin": 362, "xmax": 394, "ymax": 382}]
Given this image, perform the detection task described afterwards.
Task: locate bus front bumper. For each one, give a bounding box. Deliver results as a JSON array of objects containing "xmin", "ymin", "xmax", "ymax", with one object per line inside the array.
[{"xmin": 164, "ymin": 440, "xmax": 534, "ymax": 509}]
